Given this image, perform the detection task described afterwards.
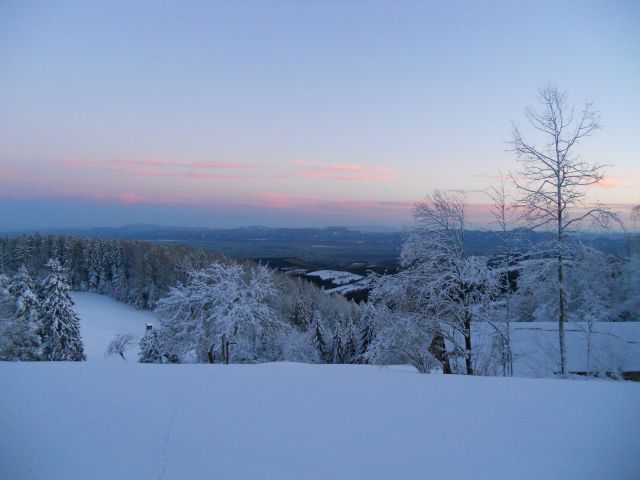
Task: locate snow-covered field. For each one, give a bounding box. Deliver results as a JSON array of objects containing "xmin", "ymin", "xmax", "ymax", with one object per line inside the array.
[
  {"xmin": 73, "ymin": 292, "xmax": 155, "ymax": 360},
  {"xmin": 306, "ymin": 269, "xmax": 364, "ymax": 285},
  {"xmin": 1, "ymin": 293, "xmax": 640, "ymax": 479}
]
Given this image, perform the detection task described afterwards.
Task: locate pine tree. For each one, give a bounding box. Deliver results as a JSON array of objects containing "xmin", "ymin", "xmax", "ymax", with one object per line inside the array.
[
  {"xmin": 331, "ymin": 322, "xmax": 344, "ymax": 364},
  {"xmin": 0, "ymin": 243, "xmax": 9, "ymax": 274},
  {"xmin": 50, "ymin": 237, "xmax": 60, "ymax": 262},
  {"xmin": 13, "ymin": 236, "xmax": 34, "ymax": 269},
  {"xmin": 40, "ymin": 259, "xmax": 86, "ymax": 361},
  {"xmin": 8, "ymin": 266, "xmax": 43, "ymax": 360},
  {"xmin": 357, "ymin": 305, "xmax": 376, "ymax": 363},
  {"xmin": 311, "ymin": 312, "xmax": 329, "ymax": 363},
  {"xmin": 87, "ymin": 241, "xmax": 101, "ymax": 292},
  {"xmin": 345, "ymin": 320, "xmax": 358, "ymax": 364},
  {"xmin": 139, "ymin": 327, "xmax": 163, "ymax": 363},
  {"xmin": 290, "ymin": 295, "xmax": 313, "ymax": 330}
]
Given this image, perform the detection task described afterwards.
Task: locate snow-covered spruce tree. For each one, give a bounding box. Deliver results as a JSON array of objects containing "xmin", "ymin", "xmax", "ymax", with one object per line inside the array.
[
  {"xmin": 356, "ymin": 303, "xmax": 377, "ymax": 364},
  {"xmin": 311, "ymin": 311, "xmax": 330, "ymax": 363},
  {"xmin": 0, "ymin": 273, "xmax": 9, "ymax": 295},
  {"xmin": 0, "ymin": 274, "xmax": 13, "ymax": 359},
  {"xmin": 155, "ymin": 261, "xmax": 289, "ymax": 363},
  {"xmin": 330, "ymin": 322, "xmax": 344, "ymax": 364},
  {"xmin": 0, "ymin": 243, "xmax": 9, "ymax": 274},
  {"xmin": 7, "ymin": 266, "xmax": 43, "ymax": 360},
  {"xmin": 13, "ymin": 236, "xmax": 34, "ymax": 270},
  {"xmin": 139, "ymin": 327, "xmax": 163, "ymax": 363},
  {"xmin": 40, "ymin": 259, "xmax": 86, "ymax": 361},
  {"xmin": 289, "ymin": 294, "xmax": 314, "ymax": 331},
  {"xmin": 369, "ymin": 191, "xmax": 499, "ymax": 375},
  {"xmin": 344, "ymin": 320, "xmax": 358, "ymax": 364},
  {"xmin": 110, "ymin": 245, "xmax": 128, "ymax": 302}
]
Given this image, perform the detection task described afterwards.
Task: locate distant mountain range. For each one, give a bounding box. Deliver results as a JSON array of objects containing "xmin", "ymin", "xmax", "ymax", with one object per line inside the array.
[{"xmin": 2, "ymin": 224, "xmax": 635, "ymax": 270}]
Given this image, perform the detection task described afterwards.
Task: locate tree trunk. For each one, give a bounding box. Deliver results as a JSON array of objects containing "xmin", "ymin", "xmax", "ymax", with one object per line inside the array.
[
  {"xmin": 221, "ymin": 335, "xmax": 229, "ymax": 364},
  {"xmin": 558, "ymin": 256, "xmax": 566, "ymax": 375},
  {"xmin": 207, "ymin": 343, "xmax": 215, "ymax": 364},
  {"xmin": 557, "ymin": 178, "xmax": 566, "ymax": 375},
  {"xmin": 464, "ymin": 314, "xmax": 473, "ymax": 375}
]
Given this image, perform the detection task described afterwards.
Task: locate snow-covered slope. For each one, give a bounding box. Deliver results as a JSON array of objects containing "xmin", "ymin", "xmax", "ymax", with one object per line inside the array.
[
  {"xmin": 306, "ymin": 269, "xmax": 363, "ymax": 285},
  {"xmin": 2, "ymin": 362, "xmax": 639, "ymax": 480},
  {"xmin": 73, "ymin": 292, "xmax": 156, "ymax": 360}
]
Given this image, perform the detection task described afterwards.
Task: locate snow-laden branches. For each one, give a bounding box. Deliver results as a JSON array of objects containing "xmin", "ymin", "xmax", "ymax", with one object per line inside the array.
[
  {"xmin": 369, "ymin": 191, "xmax": 499, "ymax": 375},
  {"xmin": 155, "ymin": 262, "xmax": 289, "ymax": 363}
]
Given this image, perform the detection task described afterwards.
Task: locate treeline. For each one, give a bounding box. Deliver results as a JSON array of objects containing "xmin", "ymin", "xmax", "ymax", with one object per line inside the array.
[
  {"xmin": 0, "ymin": 234, "xmax": 368, "ymax": 364},
  {"xmin": 0, "ymin": 234, "xmax": 221, "ymax": 309}
]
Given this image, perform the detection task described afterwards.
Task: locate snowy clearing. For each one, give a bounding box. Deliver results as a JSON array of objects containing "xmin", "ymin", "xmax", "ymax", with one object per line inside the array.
[
  {"xmin": 1, "ymin": 362, "xmax": 639, "ymax": 480},
  {"xmin": 73, "ymin": 292, "xmax": 155, "ymax": 360},
  {"xmin": 306, "ymin": 269, "xmax": 364, "ymax": 285},
  {"xmin": 325, "ymin": 278, "xmax": 371, "ymax": 295}
]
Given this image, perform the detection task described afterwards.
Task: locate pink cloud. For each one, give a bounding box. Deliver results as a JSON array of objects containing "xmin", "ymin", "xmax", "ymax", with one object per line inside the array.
[
  {"xmin": 0, "ymin": 167, "xmax": 17, "ymax": 177},
  {"xmin": 294, "ymin": 160, "xmax": 396, "ymax": 182},
  {"xmin": 113, "ymin": 159, "xmax": 259, "ymax": 169},
  {"xmin": 185, "ymin": 172, "xmax": 289, "ymax": 181},
  {"xmin": 110, "ymin": 167, "xmax": 175, "ymax": 177},
  {"xmin": 56, "ymin": 157, "xmax": 282, "ymax": 181},
  {"xmin": 597, "ymin": 175, "xmax": 640, "ymax": 190},
  {"xmin": 106, "ymin": 168, "xmax": 288, "ymax": 181},
  {"xmin": 58, "ymin": 160, "xmax": 98, "ymax": 167}
]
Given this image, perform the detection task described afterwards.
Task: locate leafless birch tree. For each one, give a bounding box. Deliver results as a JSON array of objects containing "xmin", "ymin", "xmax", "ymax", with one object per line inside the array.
[{"xmin": 509, "ymin": 85, "xmax": 619, "ymax": 374}]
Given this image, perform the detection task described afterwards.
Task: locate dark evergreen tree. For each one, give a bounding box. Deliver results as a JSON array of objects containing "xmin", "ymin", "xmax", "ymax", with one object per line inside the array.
[
  {"xmin": 357, "ymin": 305, "xmax": 376, "ymax": 363},
  {"xmin": 290, "ymin": 295, "xmax": 313, "ymax": 331},
  {"xmin": 331, "ymin": 322, "xmax": 344, "ymax": 364},
  {"xmin": 312, "ymin": 312, "xmax": 330, "ymax": 363},
  {"xmin": 345, "ymin": 320, "xmax": 358, "ymax": 364}
]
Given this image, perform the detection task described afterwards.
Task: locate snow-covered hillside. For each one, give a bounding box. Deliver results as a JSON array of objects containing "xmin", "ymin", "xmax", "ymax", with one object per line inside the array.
[
  {"xmin": 73, "ymin": 292, "xmax": 155, "ymax": 360},
  {"xmin": 2, "ymin": 362, "xmax": 639, "ymax": 480},
  {"xmin": 306, "ymin": 270, "xmax": 364, "ymax": 285}
]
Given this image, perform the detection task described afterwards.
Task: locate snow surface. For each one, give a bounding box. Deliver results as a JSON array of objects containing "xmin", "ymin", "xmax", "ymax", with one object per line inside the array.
[
  {"xmin": 306, "ymin": 270, "xmax": 364, "ymax": 285},
  {"xmin": 2, "ymin": 362, "xmax": 639, "ymax": 479},
  {"xmin": 468, "ymin": 321, "xmax": 640, "ymax": 377},
  {"xmin": 73, "ymin": 292, "xmax": 156, "ymax": 360},
  {"xmin": 325, "ymin": 279, "xmax": 371, "ymax": 295}
]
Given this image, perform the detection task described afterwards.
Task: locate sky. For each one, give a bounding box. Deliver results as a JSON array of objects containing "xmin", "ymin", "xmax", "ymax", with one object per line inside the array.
[{"xmin": 1, "ymin": 0, "xmax": 639, "ymax": 230}]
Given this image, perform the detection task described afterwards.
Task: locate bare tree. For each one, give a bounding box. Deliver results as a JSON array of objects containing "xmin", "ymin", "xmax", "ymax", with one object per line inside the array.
[
  {"xmin": 485, "ymin": 176, "xmax": 515, "ymax": 376},
  {"xmin": 105, "ymin": 333, "xmax": 136, "ymax": 361},
  {"xmin": 509, "ymin": 85, "xmax": 619, "ymax": 374}
]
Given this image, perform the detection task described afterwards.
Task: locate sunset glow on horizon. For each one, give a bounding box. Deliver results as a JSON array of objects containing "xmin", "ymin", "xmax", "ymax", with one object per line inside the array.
[{"xmin": 1, "ymin": 1, "xmax": 639, "ymax": 230}]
